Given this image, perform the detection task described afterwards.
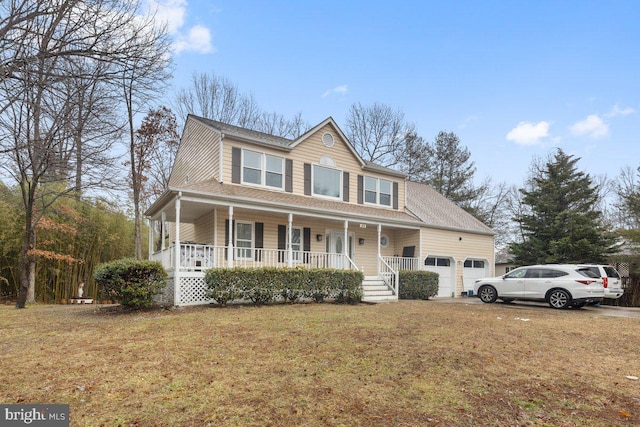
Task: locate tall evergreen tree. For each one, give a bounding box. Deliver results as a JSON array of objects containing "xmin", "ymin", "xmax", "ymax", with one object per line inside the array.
[{"xmin": 510, "ymin": 149, "xmax": 614, "ymax": 265}]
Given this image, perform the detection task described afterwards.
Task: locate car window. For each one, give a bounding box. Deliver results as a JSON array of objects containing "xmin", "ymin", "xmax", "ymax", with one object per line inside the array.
[
  {"xmin": 505, "ymin": 268, "xmax": 527, "ymax": 279},
  {"xmin": 576, "ymin": 268, "xmax": 600, "ymax": 278},
  {"xmin": 541, "ymin": 269, "xmax": 568, "ymax": 278},
  {"xmin": 603, "ymin": 266, "xmax": 620, "ymax": 279},
  {"xmin": 525, "ymin": 269, "xmax": 542, "ymax": 278}
]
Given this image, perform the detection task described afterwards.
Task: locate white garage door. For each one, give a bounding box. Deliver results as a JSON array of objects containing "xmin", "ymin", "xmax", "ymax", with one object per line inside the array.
[
  {"xmin": 463, "ymin": 259, "xmax": 489, "ymax": 294},
  {"xmin": 424, "ymin": 256, "xmax": 455, "ymax": 298}
]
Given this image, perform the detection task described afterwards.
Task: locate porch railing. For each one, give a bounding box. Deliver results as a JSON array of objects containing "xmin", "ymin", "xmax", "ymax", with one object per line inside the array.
[
  {"xmin": 151, "ymin": 243, "xmax": 359, "ymax": 272},
  {"xmin": 381, "ymin": 256, "xmax": 421, "ymax": 271},
  {"xmin": 379, "ymin": 255, "xmax": 399, "ymax": 295}
]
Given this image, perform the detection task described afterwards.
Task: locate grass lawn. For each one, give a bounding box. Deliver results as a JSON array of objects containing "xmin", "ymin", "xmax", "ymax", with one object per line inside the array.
[{"xmin": 1, "ymin": 300, "xmax": 639, "ymax": 426}]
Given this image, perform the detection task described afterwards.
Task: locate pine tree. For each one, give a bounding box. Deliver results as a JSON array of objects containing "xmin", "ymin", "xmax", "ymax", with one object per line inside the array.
[{"xmin": 510, "ymin": 149, "xmax": 615, "ymax": 265}]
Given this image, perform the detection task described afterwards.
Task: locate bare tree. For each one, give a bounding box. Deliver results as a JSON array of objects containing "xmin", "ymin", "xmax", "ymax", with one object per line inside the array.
[
  {"xmin": 345, "ymin": 102, "xmax": 415, "ymax": 168},
  {"xmin": 173, "ymin": 71, "xmax": 309, "ymax": 138},
  {"xmin": 116, "ymin": 15, "xmax": 172, "ymax": 259},
  {"xmin": 0, "ymin": 0, "xmax": 173, "ymax": 308},
  {"xmin": 133, "ymin": 106, "xmax": 179, "ymax": 212}
]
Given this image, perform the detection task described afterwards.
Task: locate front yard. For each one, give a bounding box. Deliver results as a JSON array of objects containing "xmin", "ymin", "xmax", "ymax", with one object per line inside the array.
[{"xmin": 1, "ymin": 301, "xmax": 639, "ymax": 426}]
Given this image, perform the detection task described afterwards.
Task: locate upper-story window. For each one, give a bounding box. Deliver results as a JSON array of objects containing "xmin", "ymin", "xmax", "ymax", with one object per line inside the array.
[
  {"xmin": 364, "ymin": 176, "xmax": 393, "ymax": 207},
  {"xmin": 313, "ymin": 164, "xmax": 341, "ymax": 199},
  {"xmin": 242, "ymin": 149, "xmax": 284, "ymax": 189}
]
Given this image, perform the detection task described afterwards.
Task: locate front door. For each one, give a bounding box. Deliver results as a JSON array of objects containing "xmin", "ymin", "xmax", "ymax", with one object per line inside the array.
[{"xmin": 329, "ymin": 231, "xmax": 345, "ymax": 269}]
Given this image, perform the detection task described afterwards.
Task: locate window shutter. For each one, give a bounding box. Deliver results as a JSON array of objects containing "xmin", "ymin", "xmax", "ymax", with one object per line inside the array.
[
  {"xmin": 285, "ymin": 159, "xmax": 293, "ymax": 193},
  {"xmin": 342, "ymin": 172, "xmax": 349, "ymax": 202},
  {"xmin": 393, "ymin": 182, "xmax": 399, "ymax": 209},
  {"xmin": 303, "ymin": 227, "xmax": 311, "ymax": 264},
  {"xmin": 357, "ymin": 175, "xmax": 363, "ymax": 204},
  {"xmin": 254, "ymin": 222, "xmax": 263, "ymax": 261},
  {"xmin": 277, "ymin": 224, "xmax": 286, "ymax": 262},
  {"xmin": 304, "ymin": 163, "xmax": 311, "ymax": 195},
  {"xmin": 232, "ymin": 147, "xmax": 241, "ymax": 183}
]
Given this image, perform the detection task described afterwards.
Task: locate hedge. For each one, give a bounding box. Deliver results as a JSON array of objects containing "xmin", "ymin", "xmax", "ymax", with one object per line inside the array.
[
  {"xmin": 204, "ymin": 268, "xmax": 364, "ymax": 306},
  {"xmin": 94, "ymin": 259, "xmax": 168, "ymax": 308},
  {"xmin": 399, "ymin": 270, "xmax": 439, "ymax": 300}
]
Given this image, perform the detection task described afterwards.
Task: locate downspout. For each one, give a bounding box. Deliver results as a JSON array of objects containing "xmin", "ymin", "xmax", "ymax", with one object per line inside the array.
[{"xmin": 343, "ymin": 220, "xmax": 348, "ymax": 270}]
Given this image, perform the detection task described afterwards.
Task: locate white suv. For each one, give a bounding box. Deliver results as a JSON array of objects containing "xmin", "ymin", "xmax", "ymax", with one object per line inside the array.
[
  {"xmin": 575, "ymin": 264, "xmax": 624, "ymax": 300},
  {"xmin": 474, "ymin": 264, "xmax": 605, "ymax": 309}
]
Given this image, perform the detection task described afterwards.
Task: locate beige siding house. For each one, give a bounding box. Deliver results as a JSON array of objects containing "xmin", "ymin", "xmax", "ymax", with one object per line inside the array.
[{"xmin": 145, "ymin": 114, "xmax": 495, "ymax": 305}]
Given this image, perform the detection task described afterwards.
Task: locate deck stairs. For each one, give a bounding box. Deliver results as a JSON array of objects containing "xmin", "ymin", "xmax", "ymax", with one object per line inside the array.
[{"xmin": 362, "ymin": 276, "xmax": 397, "ymax": 303}]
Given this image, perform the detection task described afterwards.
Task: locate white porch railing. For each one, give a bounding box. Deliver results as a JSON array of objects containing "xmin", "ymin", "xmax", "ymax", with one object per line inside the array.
[
  {"xmin": 151, "ymin": 244, "xmax": 359, "ymax": 271},
  {"xmin": 379, "ymin": 255, "xmax": 399, "ymax": 295},
  {"xmin": 381, "ymin": 256, "xmax": 421, "ymax": 271}
]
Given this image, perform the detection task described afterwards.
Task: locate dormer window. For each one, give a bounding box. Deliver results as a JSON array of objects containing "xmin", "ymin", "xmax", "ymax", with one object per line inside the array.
[
  {"xmin": 242, "ymin": 149, "xmax": 284, "ymax": 189},
  {"xmin": 364, "ymin": 176, "xmax": 393, "ymax": 207}
]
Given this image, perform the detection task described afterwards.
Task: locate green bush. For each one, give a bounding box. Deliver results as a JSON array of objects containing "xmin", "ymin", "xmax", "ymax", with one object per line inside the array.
[
  {"xmin": 94, "ymin": 259, "xmax": 167, "ymax": 308},
  {"xmin": 280, "ymin": 268, "xmax": 309, "ymax": 303},
  {"xmin": 204, "ymin": 268, "xmax": 243, "ymax": 306},
  {"xmin": 399, "ymin": 270, "xmax": 439, "ymax": 300},
  {"xmin": 203, "ymin": 268, "xmax": 363, "ymax": 305}
]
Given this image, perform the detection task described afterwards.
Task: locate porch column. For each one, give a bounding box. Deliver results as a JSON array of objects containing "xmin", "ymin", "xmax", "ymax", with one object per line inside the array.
[
  {"xmin": 174, "ymin": 197, "xmax": 181, "ymax": 305},
  {"xmin": 287, "ymin": 213, "xmax": 293, "ymax": 268},
  {"xmin": 377, "ymin": 224, "xmax": 382, "ymax": 276},
  {"xmin": 343, "ymin": 220, "xmax": 348, "ymax": 270},
  {"xmin": 227, "ymin": 206, "xmax": 234, "ymax": 268}
]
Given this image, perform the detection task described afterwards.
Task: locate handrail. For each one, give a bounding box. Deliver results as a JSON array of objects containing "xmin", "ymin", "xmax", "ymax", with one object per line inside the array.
[{"xmin": 378, "ymin": 255, "xmax": 399, "ymax": 295}]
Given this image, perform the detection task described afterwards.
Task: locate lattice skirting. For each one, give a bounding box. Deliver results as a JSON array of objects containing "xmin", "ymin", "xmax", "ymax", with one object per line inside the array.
[
  {"xmin": 176, "ymin": 273, "xmax": 213, "ymax": 306},
  {"xmin": 154, "ymin": 275, "xmax": 175, "ymax": 305}
]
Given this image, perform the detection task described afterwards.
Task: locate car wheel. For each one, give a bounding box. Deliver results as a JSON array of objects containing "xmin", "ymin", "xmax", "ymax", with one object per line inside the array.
[
  {"xmin": 478, "ymin": 285, "xmax": 498, "ymax": 303},
  {"xmin": 548, "ymin": 289, "xmax": 571, "ymax": 309}
]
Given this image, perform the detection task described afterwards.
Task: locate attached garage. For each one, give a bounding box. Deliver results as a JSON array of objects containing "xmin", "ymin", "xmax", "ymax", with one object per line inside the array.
[
  {"xmin": 424, "ymin": 256, "xmax": 455, "ymax": 298},
  {"xmin": 462, "ymin": 259, "xmax": 489, "ymax": 294}
]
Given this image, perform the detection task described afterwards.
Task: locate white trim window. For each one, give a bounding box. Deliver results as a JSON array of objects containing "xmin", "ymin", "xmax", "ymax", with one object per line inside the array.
[
  {"xmin": 235, "ymin": 221, "xmax": 253, "ymax": 259},
  {"xmin": 242, "ymin": 149, "xmax": 284, "ymax": 189},
  {"xmin": 364, "ymin": 176, "xmax": 393, "ymax": 207},
  {"xmin": 312, "ymin": 164, "xmax": 341, "ymax": 199}
]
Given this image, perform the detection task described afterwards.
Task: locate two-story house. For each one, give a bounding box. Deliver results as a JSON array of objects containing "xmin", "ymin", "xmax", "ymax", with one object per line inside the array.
[{"xmin": 145, "ymin": 114, "xmax": 494, "ymax": 305}]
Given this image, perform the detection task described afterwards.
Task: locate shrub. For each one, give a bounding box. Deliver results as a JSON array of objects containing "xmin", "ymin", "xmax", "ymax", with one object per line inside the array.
[
  {"xmin": 204, "ymin": 268, "xmax": 363, "ymax": 305},
  {"xmin": 204, "ymin": 268, "xmax": 243, "ymax": 306},
  {"xmin": 94, "ymin": 259, "xmax": 167, "ymax": 308},
  {"xmin": 335, "ymin": 270, "xmax": 364, "ymax": 304},
  {"xmin": 399, "ymin": 270, "xmax": 439, "ymax": 300},
  {"xmin": 280, "ymin": 268, "xmax": 309, "ymax": 303}
]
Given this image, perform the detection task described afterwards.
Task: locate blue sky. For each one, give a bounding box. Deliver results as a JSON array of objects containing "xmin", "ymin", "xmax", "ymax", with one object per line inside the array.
[{"xmin": 151, "ymin": 0, "xmax": 640, "ymax": 187}]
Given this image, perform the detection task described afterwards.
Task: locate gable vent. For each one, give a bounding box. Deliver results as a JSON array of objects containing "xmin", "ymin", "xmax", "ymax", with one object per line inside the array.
[{"xmin": 322, "ymin": 132, "xmax": 335, "ymax": 148}]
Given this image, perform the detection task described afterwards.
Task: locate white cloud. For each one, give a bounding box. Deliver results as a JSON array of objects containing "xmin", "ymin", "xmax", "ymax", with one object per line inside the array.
[
  {"xmin": 322, "ymin": 85, "xmax": 348, "ymax": 98},
  {"xmin": 146, "ymin": 0, "xmax": 214, "ymax": 54},
  {"xmin": 506, "ymin": 121, "xmax": 550, "ymax": 145},
  {"xmin": 570, "ymin": 114, "xmax": 608, "ymax": 138},
  {"xmin": 174, "ymin": 25, "xmax": 214, "ymax": 54},
  {"xmin": 605, "ymin": 105, "xmax": 636, "ymax": 118}
]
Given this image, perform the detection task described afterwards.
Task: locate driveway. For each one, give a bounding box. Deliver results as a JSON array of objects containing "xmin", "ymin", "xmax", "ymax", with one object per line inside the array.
[{"xmin": 433, "ymin": 296, "xmax": 640, "ymax": 319}]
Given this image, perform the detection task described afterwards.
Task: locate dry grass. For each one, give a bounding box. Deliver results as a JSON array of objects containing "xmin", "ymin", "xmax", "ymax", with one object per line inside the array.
[{"xmin": 1, "ymin": 300, "xmax": 639, "ymax": 426}]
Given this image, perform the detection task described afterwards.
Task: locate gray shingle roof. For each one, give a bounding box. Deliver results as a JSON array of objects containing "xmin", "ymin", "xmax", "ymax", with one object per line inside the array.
[
  {"xmin": 405, "ymin": 181, "xmax": 494, "ymax": 235},
  {"xmin": 191, "ymin": 115, "xmax": 293, "ymax": 149}
]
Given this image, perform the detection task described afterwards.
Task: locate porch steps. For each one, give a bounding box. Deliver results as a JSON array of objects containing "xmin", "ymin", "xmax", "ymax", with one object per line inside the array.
[{"xmin": 362, "ymin": 276, "xmax": 397, "ymax": 303}]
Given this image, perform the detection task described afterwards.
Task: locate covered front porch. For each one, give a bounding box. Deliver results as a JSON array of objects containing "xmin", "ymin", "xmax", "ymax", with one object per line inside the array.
[{"xmin": 146, "ymin": 192, "xmax": 423, "ymax": 306}]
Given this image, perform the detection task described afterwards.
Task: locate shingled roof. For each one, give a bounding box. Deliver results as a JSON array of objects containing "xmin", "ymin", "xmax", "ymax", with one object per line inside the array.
[{"xmin": 405, "ymin": 181, "xmax": 494, "ymax": 235}]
